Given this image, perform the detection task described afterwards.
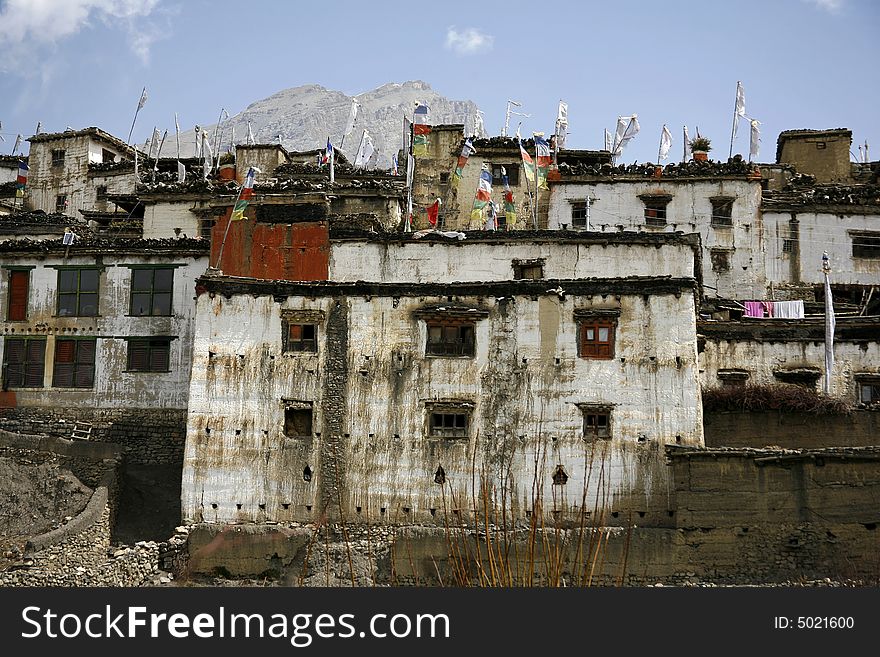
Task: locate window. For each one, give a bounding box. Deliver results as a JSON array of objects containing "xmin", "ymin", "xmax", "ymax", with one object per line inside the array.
[
  {"xmin": 577, "ymin": 319, "xmax": 616, "ymax": 359},
  {"xmin": 718, "ymin": 369, "xmax": 750, "ymax": 388},
  {"xmin": 710, "ymin": 249, "xmax": 731, "ymax": 273},
  {"xmin": 51, "ymin": 149, "xmax": 66, "ymax": 167},
  {"xmin": 856, "ymin": 376, "xmax": 880, "ymax": 404},
  {"xmin": 6, "ymin": 269, "xmax": 30, "ymax": 321},
  {"xmin": 96, "ymin": 185, "xmax": 108, "ymax": 200},
  {"xmin": 55, "ymin": 194, "xmax": 68, "ymax": 213},
  {"xmin": 286, "ymin": 324, "xmax": 317, "ymax": 352},
  {"xmin": 52, "ymin": 339, "xmax": 96, "ymax": 388},
  {"xmin": 491, "ymin": 164, "xmax": 519, "ymax": 186},
  {"xmin": 2, "ymin": 337, "xmax": 46, "ymax": 388},
  {"xmin": 57, "ymin": 268, "xmax": 99, "ymax": 316},
  {"xmin": 513, "ymin": 260, "xmax": 544, "ymax": 279},
  {"xmin": 851, "ymin": 231, "xmax": 880, "ymax": 259},
  {"xmin": 640, "ymin": 195, "xmax": 671, "ymax": 226},
  {"xmin": 439, "ymin": 172, "xmax": 449, "ymax": 184},
  {"xmin": 426, "ymin": 322, "xmax": 475, "ymax": 357},
  {"xmin": 130, "ymin": 268, "xmax": 173, "ymax": 316},
  {"xmin": 101, "ymin": 148, "xmax": 116, "ymax": 163},
  {"xmin": 284, "ymin": 404, "xmax": 313, "ymax": 437},
  {"xmin": 582, "ymin": 408, "xmax": 611, "ymax": 440},
  {"xmin": 571, "ymin": 201, "xmax": 589, "ymax": 227},
  {"xmin": 199, "ymin": 218, "xmax": 215, "ymax": 239},
  {"xmin": 710, "ymin": 197, "xmax": 734, "ymax": 226},
  {"xmin": 126, "ymin": 338, "xmax": 171, "ymax": 372},
  {"xmin": 429, "ymin": 410, "xmax": 470, "ymax": 438},
  {"xmin": 782, "ymin": 238, "xmax": 795, "ymax": 253},
  {"xmin": 816, "ymin": 142, "xmax": 826, "ymax": 150}
]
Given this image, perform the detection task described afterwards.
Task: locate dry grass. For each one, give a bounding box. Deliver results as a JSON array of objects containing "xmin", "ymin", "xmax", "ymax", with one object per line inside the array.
[{"xmin": 702, "ymin": 384, "xmax": 851, "ymax": 415}]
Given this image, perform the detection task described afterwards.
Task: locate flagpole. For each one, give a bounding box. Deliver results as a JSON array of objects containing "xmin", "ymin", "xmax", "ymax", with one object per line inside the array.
[
  {"xmin": 533, "ymin": 136, "xmax": 540, "ymax": 229},
  {"xmin": 728, "ymin": 81, "xmax": 740, "ymax": 159},
  {"xmin": 153, "ymin": 130, "xmax": 167, "ymax": 182},
  {"xmin": 823, "ymin": 252, "xmax": 835, "ymax": 395},
  {"xmin": 126, "ymin": 87, "xmax": 146, "ymax": 145},
  {"xmin": 405, "ymin": 115, "xmax": 414, "ymax": 232},
  {"xmin": 215, "ymin": 180, "xmax": 248, "ymax": 270}
]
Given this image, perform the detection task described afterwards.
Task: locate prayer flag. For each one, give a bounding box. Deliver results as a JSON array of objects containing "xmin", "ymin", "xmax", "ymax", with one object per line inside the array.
[
  {"xmin": 659, "ymin": 124, "xmax": 672, "ymax": 161},
  {"xmin": 471, "ymin": 164, "xmax": 492, "ymax": 223},
  {"xmin": 343, "ymin": 100, "xmax": 359, "ymax": 138},
  {"xmin": 733, "ymin": 81, "xmax": 746, "ymax": 142},
  {"xmin": 451, "ymin": 137, "xmax": 476, "ymax": 187},
  {"xmin": 534, "ymin": 133, "xmax": 551, "ymax": 189},
  {"xmin": 502, "ymin": 166, "xmax": 516, "ymax": 228},
  {"xmin": 427, "ymin": 198, "xmax": 441, "ymax": 227},
  {"xmin": 177, "ymin": 160, "xmax": 186, "ymax": 183},
  {"xmin": 519, "ymin": 137, "xmax": 536, "ymax": 186},
  {"xmin": 15, "ymin": 161, "xmax": 28, "ymax": 197},
  {"xmin": 138, "ymin": 87, "xmax": 148, "ymax": 110},
  {"xmin": 749, "ymin": 119, "xmax": 761, "ymax": 161},
  {"xmin": 683, "ymin": 125, "xmax": 691, "ymax": 162},
  {"xmin": 556, "ymin": 101, "xmax": 568, "ymax": 149},
  {"xmin": 230, "ymin": 167, "xmax": 257, "ymax": 221},
  {"xmin": 391, "ymin": 154, "xmax": 399, "ymax": 175},
  {"xmin": 322, "ymin": 137, "xmax": 334, "ymax": 164},
  {"xmin": 823, "ymin": 252, "xmax": 835, "ymax": 394},
  {"xmin": 412, "ymin": 104, "xmax": 430, "ymax": 157}
]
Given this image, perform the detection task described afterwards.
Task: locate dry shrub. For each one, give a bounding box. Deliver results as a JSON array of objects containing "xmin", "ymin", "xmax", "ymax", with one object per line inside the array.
[{"xmin": 702, "ymin": 384, "xmax": 852, "ymax": 415}]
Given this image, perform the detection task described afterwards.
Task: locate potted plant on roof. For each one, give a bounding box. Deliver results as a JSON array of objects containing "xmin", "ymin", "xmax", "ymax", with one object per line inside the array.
[
  {"xmin": 218, "ymin": 152, "xmax": 236, "ymax": 180},
  {"xmin": 690, "ymin": 136, "xmax": 712, "ymax": 162}
]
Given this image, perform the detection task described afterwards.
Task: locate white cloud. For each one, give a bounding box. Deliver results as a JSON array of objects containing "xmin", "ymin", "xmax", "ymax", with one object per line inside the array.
[
  {"xmin": 804, "ymin": 0, "xmax": 844, "ymax": 12},
  {"xmin": 445, "ymin": 26, "xmax": 494, "ymax": 55},
  {"xmin": 0, "ymin": 0, "xmax": 162, "ymax": 65}
]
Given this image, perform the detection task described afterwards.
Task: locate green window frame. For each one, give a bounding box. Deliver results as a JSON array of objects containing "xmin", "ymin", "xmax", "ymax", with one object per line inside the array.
[
  {"xmin": 126, "ymin": 338, "xmax": 171, "ymax": 372},
  {"xmin": 52, "ymin": 338, "xmax": 96, "ymax": 388},
  {"xmin": 57, "ymin": 268, "xmax": 99, "ymax": 317},
  {"xmin": 130, "ymin": 267, "xmax": 174, "ymax": 316},
  {"xmin": 2, "ymin": 337, "xmax": 46, "ymax": 388}
]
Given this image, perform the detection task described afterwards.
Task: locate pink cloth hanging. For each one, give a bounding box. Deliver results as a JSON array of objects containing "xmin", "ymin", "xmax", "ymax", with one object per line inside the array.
[
  {"xmin": 744, "ymin": 302, "xmax": 763, "ymax": 318},
  {"xmin": 761, "ymin": 301, "xmax": 775, "ymax": 318}
]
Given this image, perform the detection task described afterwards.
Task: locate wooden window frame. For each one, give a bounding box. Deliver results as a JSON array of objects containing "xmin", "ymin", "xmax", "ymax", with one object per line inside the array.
[
  {"xmin": 6, "ymin": 268, "xmax": 30, "ymax": 321},
  {"xmin": 710, "ymin": 197, "xmax": 734, "ymax": 227},
  {"xmin": 285, "ymin": 323, "xmax": 318, "ymax": 353},
  {"xmin": 2, "ymin": 337, "xmax": 46, "ymax": 389},
  {"xmin": 851, "ymin": 231, "xmax": 880, "ymax": 259},
  {"xmin": 51, "ymin": 149, "xmax": 66, "ymax": 167},
  {"xmin": 52, "ymin": 338, "xmax": 97, "ymax": 388},
  {"xmin": 425, "ymin": 321, "xmax": 475, "ymax": 358},
  {"xmin": 491, "ymin": 164, "xmax": 519, "ymax": 186},
  {"xmin": 640, "ymin": 194, "xmax": 671, "ymax": 227},
  {"xmin": 126, "ymin": 338, "xmax": 172, "ymax": 373},
  {"xmin": 513, "ymin": 259, "xmax": 545, "ymax": 280},
  {"xmin": 57, "ymin": 268, "xmax": 99, "ymax": 317},
  {"xmin": 55, "ymin": 194, "xmax": 68, "ymax": 213},
  {"xmin": 129, "ymin": 267, "xmax": 174, "ymax": 317},
  {"xmin": 579, "ymin": 405, "xmax": 612, "ymax": 440},
  {"xmin": 577, "ymin": 319, "xmax": 616, "ymax": 359}
]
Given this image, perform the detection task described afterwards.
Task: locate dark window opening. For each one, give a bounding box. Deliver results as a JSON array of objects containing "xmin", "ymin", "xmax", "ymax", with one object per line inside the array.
[
  {"xmin": 57, "ymin": 269, "xmax": 99, "ymax": 317},
  {"xmin": 439, "ymin": 172, "xmax": 449, "ymax": 184},
  {"xmin": 55, "ymin": 194, "xmax": 68, "ymax": 213},
  {"xmin": 782, "ymin": 238, "xmax": 795, "ymax": 253},
  {"xmin": 7, "ymin": 269, "xmax": 29, "ymax": 321},
  {"xmin": 95, "ymin": 185, "xmax": 108, "ymax": 200},
  {"xmin": 710, "ymin": 197, "xmax": 734, "ymax": 226},
  {"xmin": 710, "ymin": 249, "xmax": 731, "ymax": 273},
  {"xmin": 52, "ymin": 339, "xmax": 96, "ymax": 388},
  {"xmin": 852, "ymin": 232, "xmax": 880, "ymax": 259},
  {"xmin": 286, "ymin": 323, "xmax": 317, "ymax": 352},
  {"xmin": 583, "ymin": 411, "xmax": 611, "ymax": 439},
  {"xmin": 491, "ymin": 164, "xmax": 519, "ymax": 186},
  {"xmin": 101, "ymin": 148, "xmax": 116, "ymax": 163},
  {"xmin": 641, "ymin": 196, "xmax": 670, "ymax": 226},
  {"xmin": 51, "ymin": 149, "xmax": 66, "ymax": 167},
  {"xmin": 2, "ymin": 337, "xmax": 46, "ymax": 388},
  {"xmin": 429, "ymin": 411, "xmax": 469, "ymax": 438},
  {"xmin": 130, "ymin": 267, "xmax": 173, "ymax": 316},
  {"xmin": 284, "ymin": 407, "xmax": 313, "ymax": 437},
  {"xmin": 578, "ymin": 320, "xmax": 615, "ymax": 359},
  {"xmin": 199, "ymin": 218, "xmax": 215, "ymax": 239},
  {"xmin": 858, "ymin": 380, "xmax": 880, "ymax": 404},
  {"xmin": 514, "ymin": 262, "xmax": 544, "ymax": 279},
  {"xmin": 126, "ymin": 339, "xmax": 171, "ymax": 372},
  {"xmin": 426, "ymin": 322, "xmax": 475, "ymax": 357},
  {"xmin": 816, "ymin": 142, "xmax": 826, "ymax": 150}
]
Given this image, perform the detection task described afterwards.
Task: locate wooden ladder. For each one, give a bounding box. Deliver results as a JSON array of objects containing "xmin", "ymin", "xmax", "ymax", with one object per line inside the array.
[{"xmin": 70, "ymin": 422, "xmax": 93, "ymax": 441}]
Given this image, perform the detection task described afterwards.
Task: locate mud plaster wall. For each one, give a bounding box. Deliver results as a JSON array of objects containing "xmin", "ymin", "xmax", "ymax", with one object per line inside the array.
[
  {"xmin": 763, "ymin": 210, "xmax": 880, "ymax": 287},
  {"xmin": 181, "ymin": 288, "xmax": 702, "ymax": 526},
  {"xmin": 704, "ymin": 410, "xmax": 880, "ymax": 448},
  {"xmin": 330, "ymin": 239, "xmax": 695, "ymax": 283},
  {"xmin": 700, "ymin": 337, "xmax": 880, "ymax": 399},
  {"xmin": 0, "ymin": 252, "xmax": 208, "ymax": 410},
  {"xmin": 548, "ymin": 179, "xmax": 763, "ymax": 299}
]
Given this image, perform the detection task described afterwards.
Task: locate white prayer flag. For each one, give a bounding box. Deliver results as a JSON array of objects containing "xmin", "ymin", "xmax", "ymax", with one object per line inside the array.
[
  {"xmin": 659, "ymin": 124, "xmax": 673, "ymax": 161},
  {"xmin": 614, "ymin": 114, "xmax": 640, "ymax": 157},
  {"xmin": 174, "ymin": 113, "xmax": 181, "ymax": 160},
  {"xmin": 354, "ymin": 130, "xmax": 375, "ymax": 167},
  {"xmin": 177, "ymin": 160, "xmax": 186, "ymax": 183},
  {"xmin": 474, "ymin": 110, "xmax": 485, "ymax": 139},
  {"xmin": 405, "ymin": 153, "xmax": 414, "ymax": 189},
  {"xmin": 733, "ymin": 81, "xmax": 746, "ymax": 142},
  {"xmin": 35, "ymin": 121, "xmax": 42, "ymax": 135},
  {"xmin": 613, "ymin": 116, "xmax": 628, "ymax": 154},
  {"xmin": 604, "ymin": 129, "xmax": 612, "ymax": 152},
  {"xmin": 246, "ymin": 120, "xmax": 254, "ymax": 145},
  {"xmin": 12, "ymin": 134, "xmax": 22, "ymax": 155},
  {"xmin": 555, "ymin": 101, "xmax": 568, "ymax": 149},
  {"xmin": 137, "ymin": 87, "xmax": 148, "ymax": 110},
  {"xmin": 202, "ymin": 132, "xmax": 213, "ymax": 180},
  {"xmin": 749, "ymin": 119, "xmax": 761, "ymax": 161},
  {"xmin": 343, "ymin": 100, "xmax": 359, "ymax": 138},
  {"xmin": 683, "ymin": 126, "xmax": 691, "ymax": 162},
  {"xmin": 823, "ymin": 252, "xmax": 835, "ymax": 394}
]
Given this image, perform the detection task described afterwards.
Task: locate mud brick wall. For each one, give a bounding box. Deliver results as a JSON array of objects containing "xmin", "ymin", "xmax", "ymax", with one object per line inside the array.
[{"xmin": 704, "ymin": 410, "xmax": 880, "ymax": 449}]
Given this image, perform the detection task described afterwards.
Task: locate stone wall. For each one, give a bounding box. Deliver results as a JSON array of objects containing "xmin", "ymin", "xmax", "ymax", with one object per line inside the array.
[{"xmin": 0, "ymin": 407, "xmax": 187, "ymax": 466}]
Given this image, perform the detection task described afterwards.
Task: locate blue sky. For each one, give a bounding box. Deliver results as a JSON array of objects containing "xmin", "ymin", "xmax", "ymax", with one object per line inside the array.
[{"xmin": 0, "ymin": 0, "xmax": 877, "ymax": 164}]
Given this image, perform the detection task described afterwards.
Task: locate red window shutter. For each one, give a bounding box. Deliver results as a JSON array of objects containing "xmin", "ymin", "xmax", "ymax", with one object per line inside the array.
[{"xmin": 8, "ymin": 271, "xmax": 28, "ymax": 321}]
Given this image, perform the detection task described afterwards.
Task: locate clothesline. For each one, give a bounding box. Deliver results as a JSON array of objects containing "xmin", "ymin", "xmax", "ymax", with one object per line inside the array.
[{"xmin": 743, "ymin": 300, "xmax": 805, "ymax": 319}]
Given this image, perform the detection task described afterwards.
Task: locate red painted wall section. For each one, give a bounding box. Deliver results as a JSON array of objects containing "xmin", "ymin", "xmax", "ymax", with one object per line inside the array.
[{"xmin": 210, "ymin": 209, "xmax": 329, "ymax": 281}]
